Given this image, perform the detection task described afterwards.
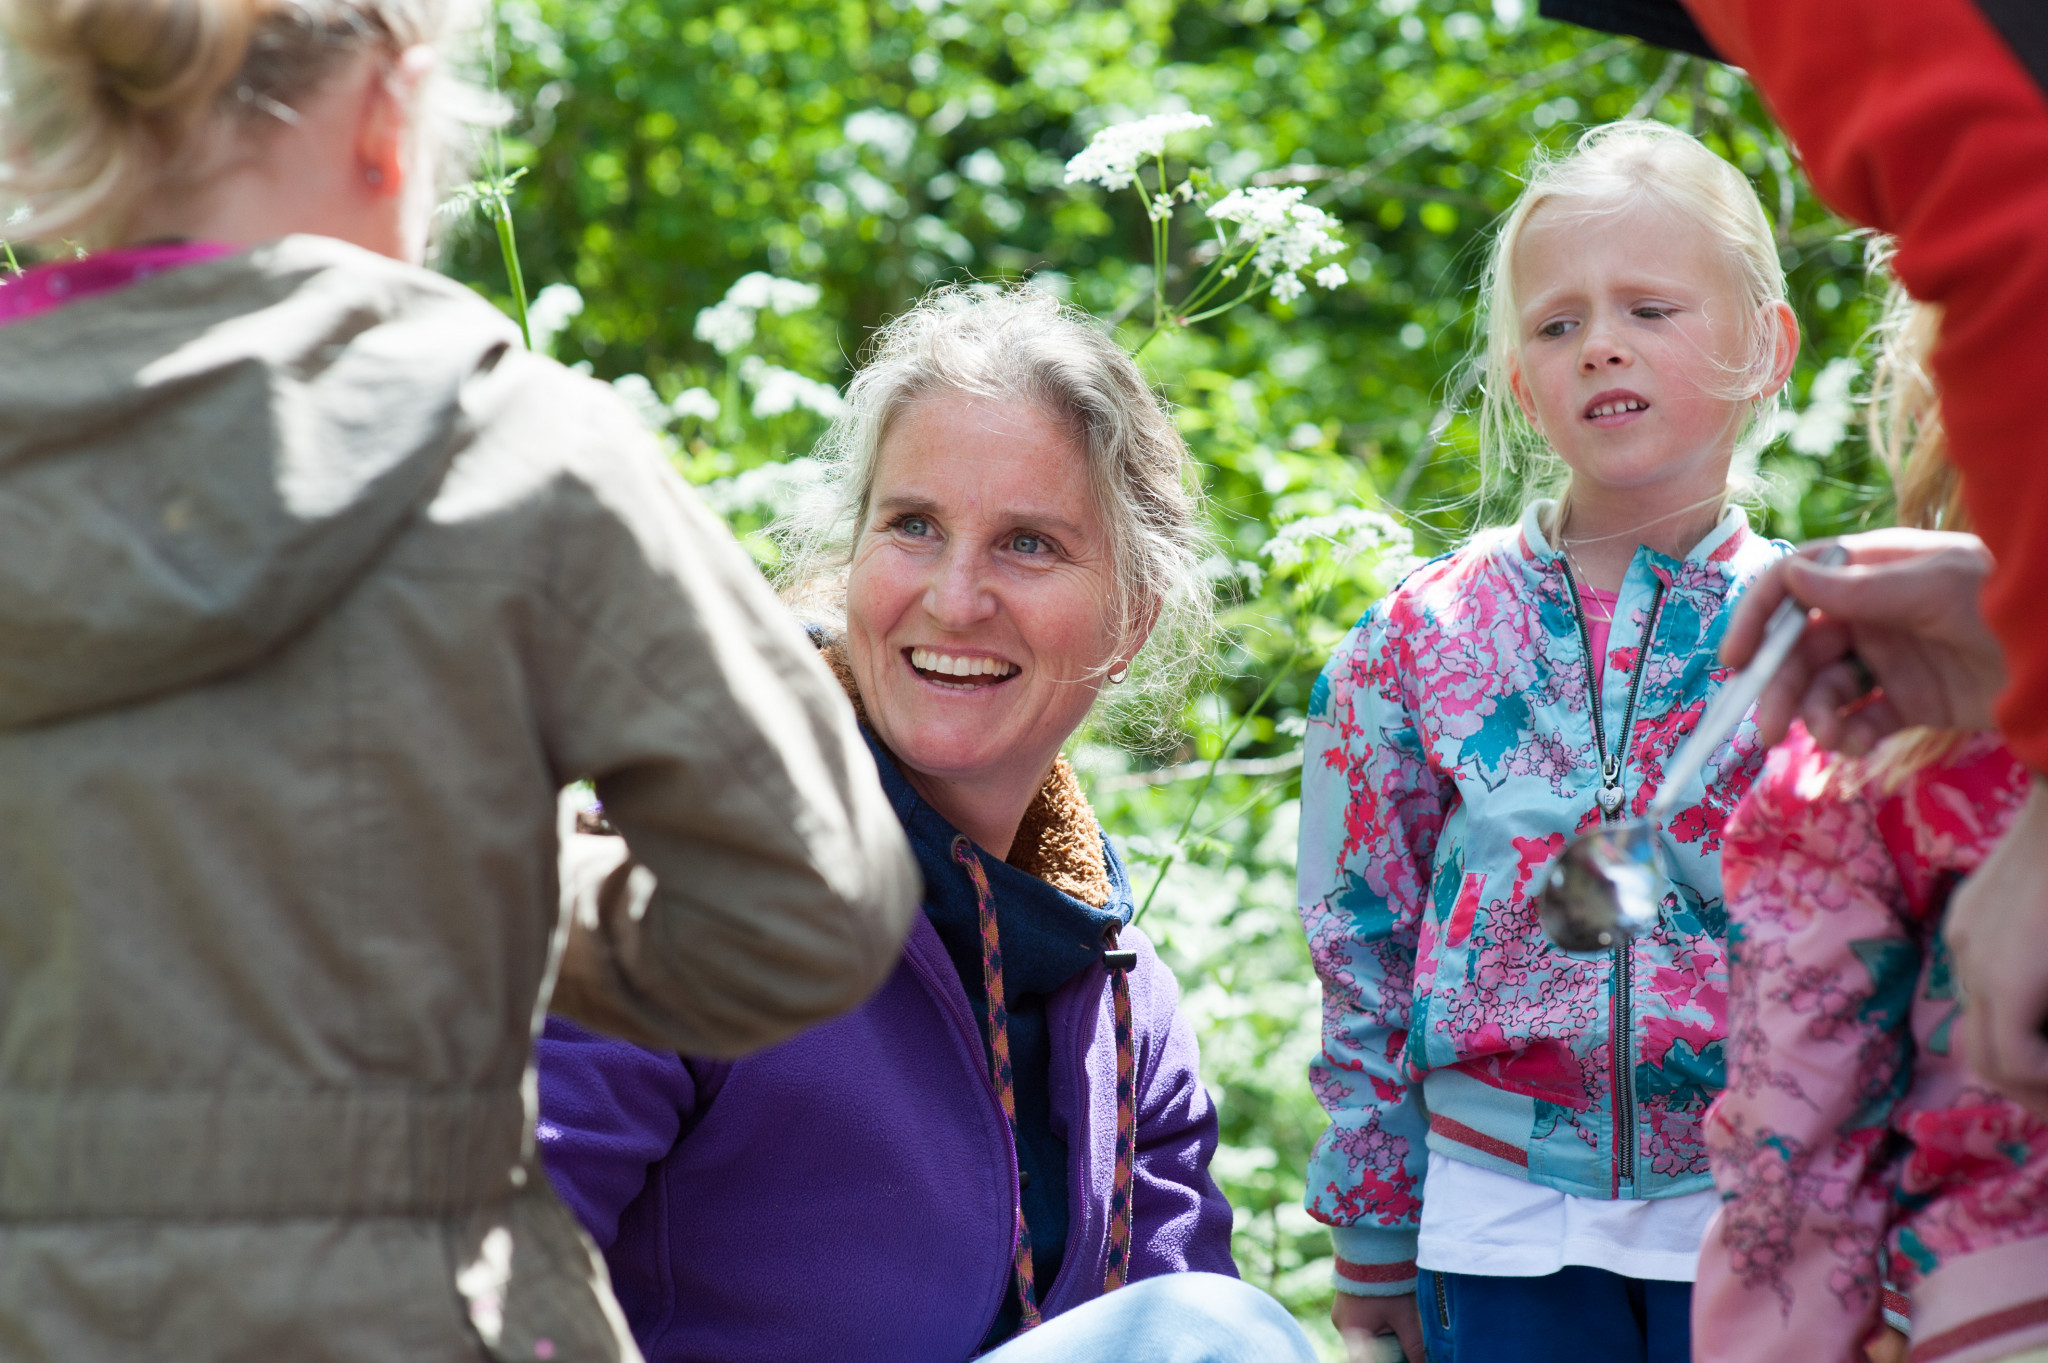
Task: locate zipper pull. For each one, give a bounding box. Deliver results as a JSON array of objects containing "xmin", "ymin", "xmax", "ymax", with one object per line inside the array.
[{"xmin": 1598, "ymin": 757, "xmax": 1624, "ymax": 816}]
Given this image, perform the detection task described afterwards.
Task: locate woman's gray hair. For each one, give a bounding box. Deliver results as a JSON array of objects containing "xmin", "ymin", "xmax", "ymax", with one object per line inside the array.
[{"xmin": 776, "ymin": 284, "xmax": 1214, "ymax": 748}]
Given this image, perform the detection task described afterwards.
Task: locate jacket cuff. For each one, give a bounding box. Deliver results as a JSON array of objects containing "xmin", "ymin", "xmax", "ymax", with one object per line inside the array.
[{"xmin": 1329, "ymin": 1224, "xmax": 1419, "ymax": 1297}]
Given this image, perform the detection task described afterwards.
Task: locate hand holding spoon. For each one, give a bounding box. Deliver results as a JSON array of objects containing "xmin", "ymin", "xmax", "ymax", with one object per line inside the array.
[{"xmin": 1537, "ymin": 544, "xmax": 1850, "ymax": 952}]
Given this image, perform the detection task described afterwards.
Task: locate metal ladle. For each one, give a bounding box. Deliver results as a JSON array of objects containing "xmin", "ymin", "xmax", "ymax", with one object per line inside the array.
[{"xmin": 1537, "ymin": 545, "xmax": 1848, "ymax": 952}]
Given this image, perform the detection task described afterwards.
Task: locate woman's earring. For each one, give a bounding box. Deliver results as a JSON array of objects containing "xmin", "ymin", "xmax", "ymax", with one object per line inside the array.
[{"xmin": 1106, "ymin": 662, "xmax": 1130, "ymax": 685}]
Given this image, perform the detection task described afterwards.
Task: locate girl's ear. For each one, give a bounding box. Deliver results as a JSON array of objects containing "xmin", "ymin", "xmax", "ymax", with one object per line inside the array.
[
  {"xmin": 1507, "ymin": 352, "xmax": 1542, "ymax": 429},
  {"xmin": 1757, "ymin": 301, "xmax": 1801, "ymax": 399},
  {"xmin": 353, "ymin": 50, "xmax": 433, "ymax": 200}
]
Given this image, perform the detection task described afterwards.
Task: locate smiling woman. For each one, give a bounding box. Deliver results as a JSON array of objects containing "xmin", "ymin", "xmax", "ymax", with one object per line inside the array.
[
  {"xmin": 786, "ymin": 285, "xmax": 1213, "ymax": 733},
  {"xmin": 533, "ymin": 287, "xmax": 1320, "ymax": 1363}
]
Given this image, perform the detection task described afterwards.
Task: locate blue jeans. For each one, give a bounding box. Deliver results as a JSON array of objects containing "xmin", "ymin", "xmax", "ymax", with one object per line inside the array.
[
  {"xmin": 979, "ymin": 1273, "xmax": 1318, "ymax": 1363},
  {"xmin": 1417, "ymin": 1266, "xmax": 1693, "ymax": 1363}
]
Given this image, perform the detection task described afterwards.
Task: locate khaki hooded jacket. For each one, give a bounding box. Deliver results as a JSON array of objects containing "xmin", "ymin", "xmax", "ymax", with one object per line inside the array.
[{"xmin": 0, "ymin": 237, "xmax": 918, "ymax": 1361}]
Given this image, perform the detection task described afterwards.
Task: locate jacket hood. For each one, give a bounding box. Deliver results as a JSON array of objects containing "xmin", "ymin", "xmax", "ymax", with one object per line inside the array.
[{"xmin": 0, "ymin": 235, "xmax": 518, "ymax": 729}]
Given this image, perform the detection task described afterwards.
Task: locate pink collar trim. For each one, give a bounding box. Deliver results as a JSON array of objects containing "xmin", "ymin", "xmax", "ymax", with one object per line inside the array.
[{"xmin": 0, "ymin": 242, "xmax": 236, "ymax": 326}]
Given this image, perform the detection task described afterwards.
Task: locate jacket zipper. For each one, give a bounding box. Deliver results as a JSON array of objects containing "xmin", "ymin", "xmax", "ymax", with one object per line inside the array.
[
  {"xmin": 1433, "ymin": 1270, "xmax": 1450, "ymax": 1330},
  {"xmin": 1562, "ymin": 570, "xmax": 1663, "ymax": 1193}
]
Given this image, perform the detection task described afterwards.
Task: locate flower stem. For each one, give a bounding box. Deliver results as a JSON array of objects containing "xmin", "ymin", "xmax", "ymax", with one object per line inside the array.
[
  {"xmin": 481, "ymin": 13, "xmax": 531, "ymax": 349},
  {"xmin": 1150, "ymin": 154, "xmax": 1169, "ymax": 332},
  {"xmin": 1172, "ymin": 246, "xmax": 1257, "ymax": 319},
  {"xmin": 1178, "ymin": 277, "xmax": 1274, "ymax": 326},
  {"xmin": 1, "ymin": 241, "xmax": 19, "ymax": 276},
  {"xmin": 492, "ymin": 188, "xmax": 532, "ymax": 349},
  {"xmin": 1132, "ymin": 655, "xmax": 1294, "ymax": 925}
]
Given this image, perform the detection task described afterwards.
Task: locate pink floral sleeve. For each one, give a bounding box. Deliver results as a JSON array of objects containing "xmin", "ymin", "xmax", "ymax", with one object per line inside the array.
[
  {"xmin": 1694, "ymin": 730, "xmax": 1903, "ymax": 1362},
  {"xmin": 1695, "ymin": 726, "xmax": 2041, "ymax": 1363}
]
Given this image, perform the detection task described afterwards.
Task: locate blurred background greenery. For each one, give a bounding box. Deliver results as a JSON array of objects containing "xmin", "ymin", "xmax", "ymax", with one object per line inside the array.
[{"xmin": 443, "ymin": 1, "xmax": 1890, "ymax": 1351}]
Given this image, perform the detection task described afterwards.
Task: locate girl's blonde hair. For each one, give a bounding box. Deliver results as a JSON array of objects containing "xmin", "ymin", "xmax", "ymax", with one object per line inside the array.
[
  {"xmin": 1839, "ymin": 265, "xmax": 1971, "ymax": 793},
  {"xmin": 0, "ymin": 0, "xmax": 484, "ymax": 246},
  {"xmin": 1473, "ymin": 120, "xmax": 1791, "ymax": 519},
  {"xmin": 775, "ymin": 284, "xmax": 1214, "ymax": 751}
]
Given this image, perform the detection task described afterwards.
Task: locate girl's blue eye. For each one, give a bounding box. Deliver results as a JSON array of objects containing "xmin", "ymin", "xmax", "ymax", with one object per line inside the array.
[{"xmin": 1539, "ymin": 320, "xmax": 1573, "ymax": 338}]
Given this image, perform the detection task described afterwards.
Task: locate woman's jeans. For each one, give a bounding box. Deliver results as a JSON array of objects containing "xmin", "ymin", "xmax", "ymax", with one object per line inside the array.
[
  {"xmin": 980, "ymin": 1273, "xmax": 1318, "ymax": 1363},
  {"xmin": 1417, "ymin": 1265, "xmax": 1694, "ymax": 1363}
]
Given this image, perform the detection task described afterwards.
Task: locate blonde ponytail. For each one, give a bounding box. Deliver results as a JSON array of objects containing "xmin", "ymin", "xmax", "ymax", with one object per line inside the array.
[
  {"xmin": 0, "ymin": 0, "xmax": 266, "ymax": 241},
  {"xmin": 1831, "ymin": 260, "xmax": 1973, "ymax": 796},
  {"xmin": 0, "ymin": 0, "xmax": 478, "ymax": 246}
]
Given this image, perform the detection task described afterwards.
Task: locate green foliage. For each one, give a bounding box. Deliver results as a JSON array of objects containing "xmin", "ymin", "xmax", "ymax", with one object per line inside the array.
[{"xmin": 447, "ymin": 0, "xmax": 1898, "ymax": 1348}]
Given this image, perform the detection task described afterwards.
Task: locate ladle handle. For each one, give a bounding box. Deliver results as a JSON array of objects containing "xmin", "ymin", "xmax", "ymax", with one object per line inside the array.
[{"xmin": 1648, "ymin": 543, "xmax": 1850, "ymax": 819}]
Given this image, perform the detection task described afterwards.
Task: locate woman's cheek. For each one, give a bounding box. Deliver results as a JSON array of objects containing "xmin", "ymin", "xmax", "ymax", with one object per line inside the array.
[
  {"xmin": 1024, "ymin": 574, "xmax": 1118, "ymax": 681},
  {"xmin": 847, "ymin": 542, "xmax": 914, "ymax": 629}
]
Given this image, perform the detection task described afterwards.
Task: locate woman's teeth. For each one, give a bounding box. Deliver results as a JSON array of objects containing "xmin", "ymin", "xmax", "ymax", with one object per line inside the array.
[
  {"xmin": 910, "ymin": 648, "xmax": 1018, "ymax": 679},
  {"xmin": 1588, "ymin": 399, "xmax": 1648, "ymax": 418}
]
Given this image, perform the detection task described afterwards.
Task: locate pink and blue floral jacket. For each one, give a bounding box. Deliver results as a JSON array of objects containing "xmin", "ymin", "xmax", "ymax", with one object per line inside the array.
[
  {"xmin": 1298, "ymin": 502, "xmax": 1787, "ymax": 1292},
  {"xmin": 1695, "ymin": 725, "xmax": 2048, "ymax": 1363}
]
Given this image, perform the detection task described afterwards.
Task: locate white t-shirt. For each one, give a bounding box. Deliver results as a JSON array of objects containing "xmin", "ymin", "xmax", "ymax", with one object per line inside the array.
[{"xmin": 1415, "ymin": 1151, "xmax": 1718, "ymax": 1282}]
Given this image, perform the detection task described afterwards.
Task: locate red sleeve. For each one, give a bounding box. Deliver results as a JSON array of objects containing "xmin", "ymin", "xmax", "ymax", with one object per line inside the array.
[{"xmin": 1679, "ymin": 0, "xmax": 2048, "ymax": 771}]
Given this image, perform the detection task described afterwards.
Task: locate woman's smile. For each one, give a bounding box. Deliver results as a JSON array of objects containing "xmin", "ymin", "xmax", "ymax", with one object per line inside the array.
[{"xmin": 905, "ymin": 646, "xmax": 1022, "ymax": 688}]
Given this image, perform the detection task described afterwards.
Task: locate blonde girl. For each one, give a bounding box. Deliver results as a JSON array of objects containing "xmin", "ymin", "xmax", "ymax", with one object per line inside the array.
[
  {"xmin": 1695, "ymin": 280, "xmax": 2048, "ymax": 1363},
  {"xmin": 1298, "ymin": 121, "xmax": 1799, "ymax": 1363}
]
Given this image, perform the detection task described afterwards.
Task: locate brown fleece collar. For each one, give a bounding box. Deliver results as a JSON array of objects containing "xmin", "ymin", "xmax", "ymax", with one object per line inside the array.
[{"xmin": 821, "ymin": 641, "xmax": 1112, "ymax": 909}]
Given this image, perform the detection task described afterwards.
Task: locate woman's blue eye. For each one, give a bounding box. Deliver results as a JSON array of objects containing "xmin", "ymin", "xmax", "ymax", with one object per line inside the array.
[
  {"xmin": 900, "ymin": 516, "xmax": 931, "ymax": 536},
  {"xmin": 1011, "ymin": 533, "xmax": 1044, "ymax": 554}
]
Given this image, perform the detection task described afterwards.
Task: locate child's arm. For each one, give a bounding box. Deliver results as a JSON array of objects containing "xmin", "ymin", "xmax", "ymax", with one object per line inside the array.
[
  {"xmin": 1692, "ymin": 729, "xmax": 1910, "ymax": 1363},
  {"xmin": 1298, "ymin": 606, "xmax": 1449, "ymax": 1298}
]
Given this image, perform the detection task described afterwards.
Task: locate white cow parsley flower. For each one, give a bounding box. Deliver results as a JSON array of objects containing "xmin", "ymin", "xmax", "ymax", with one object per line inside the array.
[
  {"xmin": 741, "ymin": 356, "xmax": 849, "ymax": 419},
  {"xmin": 1263, "ymin": 507, "xmax": 1418, "ymax": 574},
  {"xmin": 1206, "ymin": 185, "xmax": 1346, "ymax": 279},
  {"xmin": 1314, "ymin": 263, "xmax": 1349, "ymax": 289},
  {"xmin": 671, "ymin": 386, "xmax": 721, "ymax": 422},
  {"xmin": 723, "ymin": 272, "xmax": 823, "ymax": 316},
  {"xmin": 693, "ymin": 299, "xmax": 755, "ymax": 356},
  {"xmin": 699, "ymin": 456, "xmax": 828, "ymax": 519},
  {"xmin": 611, "ymin": 373, "xmax": 671, "ymax": 432},
  {"xmin": 526, "ymin": 283, "xmax": 584, "ymax": 352},
  {"xmin": 1270, "ymin": 271, "xmax": 1305, "ymax": 303},
  {"xmin": 694, "ymin": 273, "xmax": 823, "ymax": 357},
  {"xmin": 1064, "ymin": 112, "xmax": 1214, "ymax": 192}
]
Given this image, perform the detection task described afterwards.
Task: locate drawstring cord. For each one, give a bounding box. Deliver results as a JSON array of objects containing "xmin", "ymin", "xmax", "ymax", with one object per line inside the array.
[
  {"xmin": 1101, "ymin": 922, "xmax": 1137, "ymax": 1292},
  {"xmin": 953, "ymin": 834, "xmax": 1042, "ymax": 1331},
  {"xmin": 952, "ymin": 835, "xmax": 1137, "ymax": 1333}
]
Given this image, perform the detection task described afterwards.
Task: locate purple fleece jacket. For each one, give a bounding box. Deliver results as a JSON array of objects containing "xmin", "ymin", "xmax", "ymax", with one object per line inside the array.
[{"xmin": 535, "ymin": 793, "xmax": 1235, "ymax": 1362}]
